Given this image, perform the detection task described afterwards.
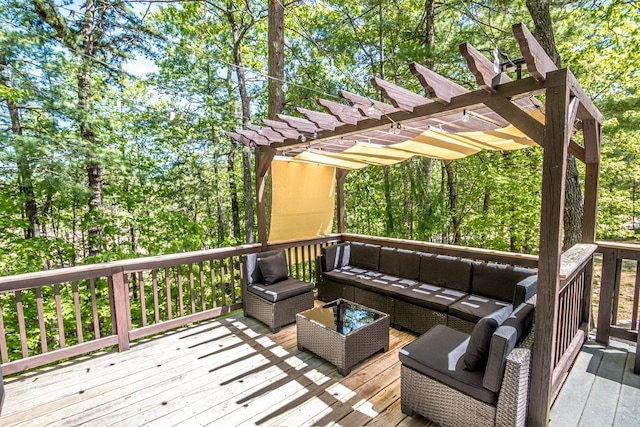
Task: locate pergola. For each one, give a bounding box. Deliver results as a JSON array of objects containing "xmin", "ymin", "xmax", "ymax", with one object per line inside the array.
[{"xmin": 227, "ymin": 23, "xmax": 603, "ymax": 426}]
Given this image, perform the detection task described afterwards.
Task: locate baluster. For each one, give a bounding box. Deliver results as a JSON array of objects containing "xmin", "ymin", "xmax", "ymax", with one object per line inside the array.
[
  {"xmin": 138, "ymin": 272, "xmax": 147, "ymax": 326},
  {"xmin": 35, "ymin": 288, "xmax": 48, "ymax": 352},
  {"xmin": 72, "ymin": 281, "xmax": 84, "ymax": 344},
  {"xmin": 220, "ymin": 259, "xmax": 227, "ymax": 306},
  {"xmin": 177, "ymin": 266, "xmax": 184, "ymax": 317},
  {"xmin": 89, "ymin": 278, "xmax": 101, "ymax": 339},
  {"xmin": 199, "ymin": 262, "xmax": 206, "ymax": 311},
  {"xmin": 188, "ymin": 264, "xmax": 196, "ymax": 314},
  {"xmin": 15, "ymin": 290, "xmax": 28, "ymax": 357},
  {"xmin": 53, "ymin": 284, "xmax": 65, "ymax": 348},
  {"xmin": 152, "ymin": 269, "xmax": 160, "ymax": 323},
  {"xmin": 210, "ymin": 259, "xmax": 217, "ymax": 308},
  {"xmin": 165, "ymin": 267, "xmax": 172, "ymax": 320},
  {"xmin": 0, "ymin": 302, "xmax": 8, "ymax": 363},
  {"xmin": 301, "ymin": 246, "xmax": 307, "ymax": 280}
]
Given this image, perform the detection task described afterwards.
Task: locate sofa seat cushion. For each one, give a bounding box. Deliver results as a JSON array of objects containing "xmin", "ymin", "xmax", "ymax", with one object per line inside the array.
[
  {"xmin": 394, "ymin": 283, "xmax": 467, "ymax": 312},
  {"xmin": 322, "ymin": 265, "xmax": 368, "ymax": 285},
  {"xmin": 449, "ymin": 295, "xmax": 512, "ymax": 324},
  {"xmin": 352, "ymin": 272, "xmax": 418, "ymax": 297},
  {"xmin": 399, "ymin": 324, "xmax": 497, "ymax": 404},
  {"xmin": 247, "ymin": 278, "xmax": 314, "ymax": 303}
]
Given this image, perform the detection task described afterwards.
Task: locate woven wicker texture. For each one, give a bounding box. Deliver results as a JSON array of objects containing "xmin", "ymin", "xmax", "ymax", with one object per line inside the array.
[
  {"xmin": 296, "ymin": 303, "xmax": 390, "ymax": 375},
  {"xmin": 244, "ymin": 289, "xmax": 314, "ymax": 333},
  {"xmin": 447, "ymin": 315, "xmax": 476, "ymax": 334},
  {"xmin": 317, "ymin": 278, "xmax": 355, "ymax": 302},
  {"xmin": 353, "ymin": 288, "xmax": 395, "ymax": 323},
  {"xmin": 394, "ymin": 300, "xmax": 447, "ymax": 334},
  {"xmin": 400, "ymin": 326, "xmax": 534, "ymax": 427}
]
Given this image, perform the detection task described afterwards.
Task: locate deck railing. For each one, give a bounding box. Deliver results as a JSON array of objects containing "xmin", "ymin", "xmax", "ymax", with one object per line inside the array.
[
  {"xmin": 0, "ymin": 235, "xmax": 340, "ymax": 376},
  {"xmin": 551, "ymin": 243, "xmax": 597, "ymax": 398},
  {"xmin": 595, "ymin": 241, "xmax": 640, "ymax": 373}
]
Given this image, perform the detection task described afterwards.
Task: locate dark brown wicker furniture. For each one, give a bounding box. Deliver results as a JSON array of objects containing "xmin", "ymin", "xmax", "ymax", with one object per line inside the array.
[
  {"xmin": 296, "ymin": 299, "xmax": 390, "ymax": 375},
  {"xmin": 318, "ymin": 242, "xmax": 537, "ymax": 334},
  {"xmin": 241, "ymin": 250, "xmax": 314, "ymax": 333},
  {"xmin": 400, "ymin": 300, "xmax": 535, "ymax": 427}
]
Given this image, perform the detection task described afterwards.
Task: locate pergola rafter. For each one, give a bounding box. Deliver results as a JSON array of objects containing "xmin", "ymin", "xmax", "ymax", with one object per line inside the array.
[{"xmin": 226, "ymin": 22, "xmax": 603, "ymax": 426}]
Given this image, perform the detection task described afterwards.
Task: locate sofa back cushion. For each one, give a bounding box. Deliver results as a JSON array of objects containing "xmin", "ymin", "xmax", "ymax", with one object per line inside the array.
[
  {"xmin": 462, "ymin": 305, "xmax": 513, "ymax": 371},
  {"xmin": 379, "ymin": 247, "xmax": 400, "ymax": 276},
  {"xmin": 483, "ymin": 303, "xmax": 535, "ymax": 392},
  {"xmin": 398, "ymin": 249, "xmax": 421, "ymax": 280},
  {"xmin": 257, "ymin": 250, "xmax": 289, "ymax": 284},
  {"xmin": 321, "ymin": 243, "xmax": 351, "ymax": 272},
  {"xmin": 420, "ymin": 254, "xmax": 473, "ymax": 292},
  {"xmin": 471, "ymin": 263, "xmax": 536, "ymax": 303},
  {"xmin": 350, "ymin": 242, "xmax": 381, "ymax": 271}
]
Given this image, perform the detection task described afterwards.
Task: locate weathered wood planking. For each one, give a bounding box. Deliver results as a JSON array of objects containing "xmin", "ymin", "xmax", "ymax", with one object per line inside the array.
[{"xmin": 0, "ymin": 309, "xmax": 428, "ymax": 427}]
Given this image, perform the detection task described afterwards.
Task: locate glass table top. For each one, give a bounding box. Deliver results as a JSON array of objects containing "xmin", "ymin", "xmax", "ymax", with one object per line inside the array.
[{"xmin": 300, "ymin": 299, "xmax": 383, "ymax": 335}]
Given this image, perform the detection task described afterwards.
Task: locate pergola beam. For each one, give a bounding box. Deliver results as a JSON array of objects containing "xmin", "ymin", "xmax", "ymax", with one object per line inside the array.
[
  {"xmin": 513, "ymin": 23, "xmax": 558, "ymax": 82},
  {"xmin": 410, "ymin": 62, "xmax": 469, "ymax": 103},
  {"xmin": 460, "ymin": 42, "xmax": 511, "ymax": 92},
  {"xmin": 372, "ymin": 77, "xmax": 433, "ymax": 111}
]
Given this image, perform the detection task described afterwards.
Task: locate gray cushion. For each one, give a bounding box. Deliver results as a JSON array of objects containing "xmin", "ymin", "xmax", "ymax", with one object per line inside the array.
[
  {"xmin": 352, "ymin": 272, "xmax": 412, "ymax": 297},
  {"xmin": 399, "ymin": 324, "xmax": 497, "ymax": 404},
  {"xmin": 247, "ymin": 278, "xmax": 314, "ymax": 302},
  {"xmin": 322, "ymin": 266, "xmax": 361, "ymax": 285},
  {"xmin": 397, "ymin": 249, "xmax": 421, "ymax": 280},
  {"xmin": 483, "ymin": 303, "xmax": 535, "ymax": 391},
  {"xmin": 350, "ymin": 242, "xmax": 381, "ymax": 271},
  {"xmin": 463, "ymin": 305, "xmax": 513, "ymax": 371},
  {"xmin": 394, "ymin": 283, "xmax": 466, "ymax": 311},
  {"xmin": 257, "ymin": 251, "xmax": 289, "ymax": 284},
  {"xmin": 514, "ymin": 275, "xmax": 538, "ymax": 306},
  {"xmin": 471, "ymin": 263, "xmax": 536, "ymax": 303},
  {"xmin": 448, "ymin": 294, "xmax": 512, "ymax": 324},
  {"xmin": 420, "ymin": 254, "xmax": 473, "ymax": 292},
  {"xmin": 321, "ymin": 243, "xmax": 351, "ymax": 272},
  {"xmin": 242, "ymin": 253, "xmax": 263, "ymax": 285},
  {"xmin": 379, "ymin": 247, "xmax": 400, "ymax": 276}
]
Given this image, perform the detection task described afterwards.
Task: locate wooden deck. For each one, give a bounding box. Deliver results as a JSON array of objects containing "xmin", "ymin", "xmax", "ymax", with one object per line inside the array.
[
  {"xmin": 0, "ymin": 308, "xmax": 433, "ymax": 427},
  {"xmin": 550, "ymin": 338, "xmax": 640, "ymax": 427}
]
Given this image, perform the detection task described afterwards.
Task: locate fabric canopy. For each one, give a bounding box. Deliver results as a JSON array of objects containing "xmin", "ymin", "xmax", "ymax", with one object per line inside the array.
[
  {"xmin": 279, "ymin": 124, "xmax": 536, "ymax": 169},
  {"xmin": 268, "ymin": 160, "xmax": 336, "ymax": 243}
]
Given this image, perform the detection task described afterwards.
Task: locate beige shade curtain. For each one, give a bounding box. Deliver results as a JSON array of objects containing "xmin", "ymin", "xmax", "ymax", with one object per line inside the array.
[
  {"xmin": 268, "ymin": 160, "xmax": 337, "ymax": 243},
  {"xmin": 279, "ymin": 124, "xmax": 537, "ymax": 169}
]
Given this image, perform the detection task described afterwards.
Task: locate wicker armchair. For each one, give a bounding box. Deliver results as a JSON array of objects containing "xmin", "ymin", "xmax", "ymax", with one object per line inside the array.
[
  {"xmin": 241, "ymin": 250, "xmax": 314, "ymax": 333},
  {"xmin": 400, "ymin": 302, "xmax": 535, "ymax": 427}
]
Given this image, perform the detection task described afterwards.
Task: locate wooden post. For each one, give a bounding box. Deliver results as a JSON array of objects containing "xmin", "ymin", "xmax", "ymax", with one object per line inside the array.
[
  {"xmin": 256, "ymin": 147, "xmax": 276, "ymax": 250},
  {"xmin": 596, "ymin": 249, "xmax": 619, "ymax": 344},
  {"xmin": 336, "ymin": 169, "xmax": 350, "ymax": 233},
  {"xmin": 582, "ymin": 119, "xmax": 601, "ymax": 243},
  {"xmin": 528, "ymin": 69, "xmax": 570, "ymax": 427},
  {"xmin": 111, "ymin": 267, "xmax": 131, "ymax": 352}
]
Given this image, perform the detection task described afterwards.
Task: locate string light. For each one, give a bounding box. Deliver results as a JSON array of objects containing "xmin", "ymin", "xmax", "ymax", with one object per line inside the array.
[
  {"xmin": 462, "ymin": 109, "xmax": 470, "ymax": 122},
  {"xmin": 312, "ymin": 131, "xmax": 318, "ymax": 139},
  {"xmin": 300, "ymin": 134, "xmax": 307, "ymax": 142},
  {"xmin": 351, "ymin": 103, "xmax": 359, "ymax": 113},
  {"xmin": 367, "ymin": 103, "xmax": 376, "ymax": 115}
]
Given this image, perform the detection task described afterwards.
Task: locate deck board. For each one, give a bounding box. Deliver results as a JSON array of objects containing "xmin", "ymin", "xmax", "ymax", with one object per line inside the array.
[
  {"xmin": 550, "ymin": 338, "xmax": 639, "ymax": 427},
  {"xmin": 0, "ymin": 309, "xmax": 434, "ymax": 427}
]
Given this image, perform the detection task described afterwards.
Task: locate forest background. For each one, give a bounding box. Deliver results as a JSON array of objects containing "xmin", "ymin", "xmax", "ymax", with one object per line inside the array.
[{"xmin": 1, "ymin": 0, "xmax": 639, "ymax": 277}]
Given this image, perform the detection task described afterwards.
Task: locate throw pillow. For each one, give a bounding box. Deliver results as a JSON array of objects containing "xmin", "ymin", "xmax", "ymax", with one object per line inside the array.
[
  {"xmin": 257, "ymin": 251, "xmax": 288, "ymax": 284},
  {"xmin": 463, "ymin": 305, "xmax": 513, "ymax": 371}
]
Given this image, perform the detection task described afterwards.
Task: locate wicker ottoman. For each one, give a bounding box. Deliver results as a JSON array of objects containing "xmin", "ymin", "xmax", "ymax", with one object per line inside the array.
[{"xmin": 296, "ymin": 299, "xmax": 390, "ymax": 375}]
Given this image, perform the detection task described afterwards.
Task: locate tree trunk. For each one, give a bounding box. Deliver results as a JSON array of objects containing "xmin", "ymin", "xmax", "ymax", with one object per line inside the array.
[
  {"xmin": 526, "ymin": 0, "xmax": 583, "ymax": 249},
  {"xmin": 1, "ymin": 55, "xmax": 40, "ymax": 238},
  {"xmin": 213, "ymin": 159, "xmax": 225, "ymax": 244},
  {"xmin": 444, "ymin": 160, "xmax": 461, "ymax": 244},
  {"xmin": 268, "ymin": 0, "xmax": 285, "ymax": 119},
  {"xmin": 229, "ymin": 13, "xmax": 255, "ymax": 244},
  {"xmin": 228, "ymin": 149, "xmax": 242, "ymax": 242}
]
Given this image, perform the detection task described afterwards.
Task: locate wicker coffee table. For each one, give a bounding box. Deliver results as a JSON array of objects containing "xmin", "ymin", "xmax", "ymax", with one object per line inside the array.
[{"xmin": 296, "ymin": 299, "xmax": 390, "ymax": 375}]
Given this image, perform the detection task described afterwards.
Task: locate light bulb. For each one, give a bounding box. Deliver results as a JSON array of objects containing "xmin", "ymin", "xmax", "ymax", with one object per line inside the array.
[
  {"xmin": 351, "ymin": 103, "xmax": 359, "ymax": 113},
  {"xmin": 367, "ymin": 103, "xmax": 376, "ymax": 115},
  {"xmin": 312, "ymin": 131, "xmax": 318, "ymax": 139},
  {"xmin": 300, "ymin": 134, "xmax": 306, "ymax": 142},
  {"xmin": 462, "ymin": 110, "xmax": 470, "ymax": 122}
]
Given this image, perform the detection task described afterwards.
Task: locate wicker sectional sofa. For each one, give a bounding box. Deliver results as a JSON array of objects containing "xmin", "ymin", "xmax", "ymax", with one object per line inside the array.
[{"xmin": 318, "ymin": 242, "xmax": 537, "ymax": 334}]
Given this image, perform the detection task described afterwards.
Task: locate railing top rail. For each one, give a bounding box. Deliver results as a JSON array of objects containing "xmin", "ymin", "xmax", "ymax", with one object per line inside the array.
[
  {"xmin": 341, "ymin": 233, "xmax": 539, "ymax": 268},
  {"xmin": 559, "ymin": 243, "xmax": 597, "ymax": 284},
  {"xmin": 596, "ymin": 241, "xmax": 640, "ymax": 260}
]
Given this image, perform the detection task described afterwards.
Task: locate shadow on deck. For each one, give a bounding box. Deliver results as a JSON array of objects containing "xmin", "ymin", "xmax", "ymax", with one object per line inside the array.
[
  {"xmin": 550, "ymin": 337, "xmax": 640, "ymax": 427},
  {"xmin": 0, "ymin": 309, "xmax": 433, "ymax": 427}
]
